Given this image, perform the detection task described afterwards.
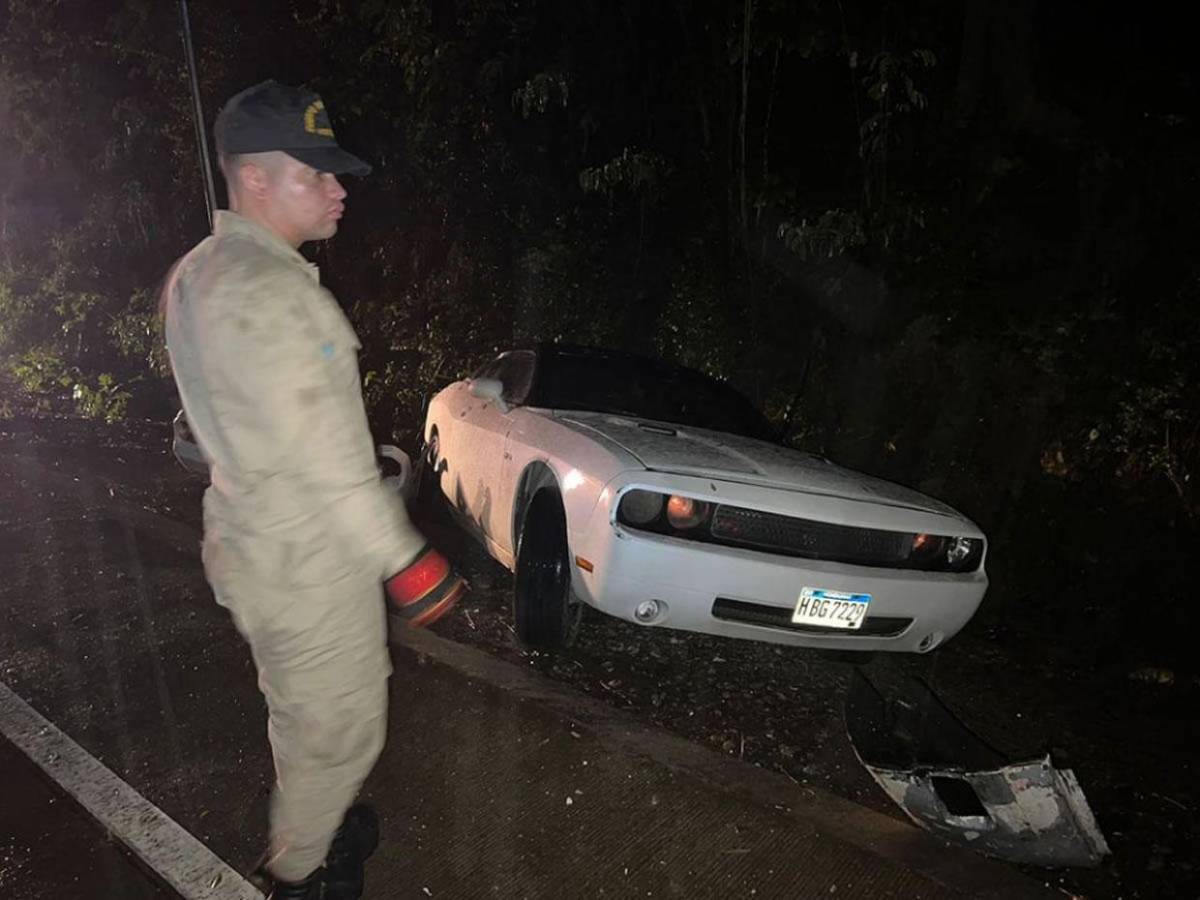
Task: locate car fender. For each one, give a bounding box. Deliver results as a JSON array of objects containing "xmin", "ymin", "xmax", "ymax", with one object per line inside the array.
[
  {"xmin": 422, "ymin": 381, "xmax": 462, "ymax": 451},
  {"xmin": 511, "ymin": 460, "xmax": 560, "ymax": 554},
  {"xmin": 506, "ymin": 412, "xmax": 641, "ymax": 559}
]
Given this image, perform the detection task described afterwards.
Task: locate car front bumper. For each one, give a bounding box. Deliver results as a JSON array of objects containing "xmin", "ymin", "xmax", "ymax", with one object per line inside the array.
[{"xmin": 569, "ymin": 477, "xmax": 988, "ymax": 654}]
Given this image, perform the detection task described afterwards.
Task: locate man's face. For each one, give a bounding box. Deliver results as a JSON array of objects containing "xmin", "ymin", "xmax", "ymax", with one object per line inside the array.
[{"xmin": 259, "ymin": 154, "xmax": 348, "ymax": 247}]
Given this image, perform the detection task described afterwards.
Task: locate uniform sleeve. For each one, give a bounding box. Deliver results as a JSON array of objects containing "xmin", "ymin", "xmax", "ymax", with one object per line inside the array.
[{"xmin": 210, "ymin": 267, "xmax": 426, "ymax": 580}]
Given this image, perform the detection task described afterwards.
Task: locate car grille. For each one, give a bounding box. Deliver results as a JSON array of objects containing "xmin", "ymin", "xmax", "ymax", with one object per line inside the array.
[
  {"xmin": 710, "ymin": 505, "xmax": 917, "ymax": 569},
  {"xmin": 712, "ymin": 597, "xmax": 912, "ymax": 637}
]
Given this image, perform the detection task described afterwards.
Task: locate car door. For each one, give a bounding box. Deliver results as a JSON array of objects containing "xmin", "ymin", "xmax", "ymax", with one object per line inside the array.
[
  {"xmin": 435, "ymin": 358, "xmax": 499, "ymax": 517},
  {"xmin": 451, "ymin": 353, "xmax": 529, "ymax": 544}
]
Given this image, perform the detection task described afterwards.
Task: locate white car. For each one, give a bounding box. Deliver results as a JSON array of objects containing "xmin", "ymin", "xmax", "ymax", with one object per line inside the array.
[
  {"xmin": 421, "ymin": 346, "xmax": 988, "ymax": 653},
  {"xmin": 172, "ymin": 410, "xmax": 416, "ymax": 505}
]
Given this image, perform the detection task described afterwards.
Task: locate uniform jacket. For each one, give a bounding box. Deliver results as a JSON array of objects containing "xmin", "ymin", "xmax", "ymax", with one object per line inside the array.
[{"xmin": 164, "ymin": 211, "xmax": 425, "ymax": 586}]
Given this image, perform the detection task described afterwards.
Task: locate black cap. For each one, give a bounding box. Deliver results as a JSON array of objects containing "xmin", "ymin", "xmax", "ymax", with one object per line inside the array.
[{"xmin": 214, "ymin": 80, "xmax": 371, "ymax": 176}]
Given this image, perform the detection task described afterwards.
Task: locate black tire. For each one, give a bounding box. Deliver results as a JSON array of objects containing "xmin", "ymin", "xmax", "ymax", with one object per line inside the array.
[{"xmin": 514, "ymin": 489, "xmax": 577, "ymax": 649}]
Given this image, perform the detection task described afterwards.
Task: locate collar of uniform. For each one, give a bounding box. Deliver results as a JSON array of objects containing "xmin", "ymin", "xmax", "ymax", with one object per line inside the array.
[{"xmin": 212, "ymin": 211, "xmax": 321, "ymax": 282}]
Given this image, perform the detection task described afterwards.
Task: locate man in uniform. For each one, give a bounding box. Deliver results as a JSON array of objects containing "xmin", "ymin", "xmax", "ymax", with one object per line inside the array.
[{"xmin": 163, "ymin": 80, "xmax": 465, "ymax": 899}]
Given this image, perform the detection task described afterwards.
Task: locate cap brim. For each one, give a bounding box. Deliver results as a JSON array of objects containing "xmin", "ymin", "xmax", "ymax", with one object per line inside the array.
[{"xmin": 285, "ymin": 145, "xmax": 372, "ymax": 176}]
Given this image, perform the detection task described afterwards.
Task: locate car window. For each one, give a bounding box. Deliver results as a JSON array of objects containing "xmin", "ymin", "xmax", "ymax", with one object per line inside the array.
[
  {"xmin": 497, "ymin": 351, "xmax": 536, "ymax": 405},
  {"xmin": 535, "ymin": 348, "xmax": 776, "ymax": 441}
]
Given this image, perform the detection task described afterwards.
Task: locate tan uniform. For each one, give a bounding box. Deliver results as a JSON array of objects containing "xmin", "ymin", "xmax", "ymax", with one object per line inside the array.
[{"xmin": 164, "ymin": 211, "xmax": 425, "ymax": 881}]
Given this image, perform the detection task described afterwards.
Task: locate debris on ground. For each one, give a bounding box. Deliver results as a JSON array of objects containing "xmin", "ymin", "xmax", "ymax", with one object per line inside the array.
[{"xmin": 845, "ymin": 669, "xmax": 1111, "ymax": 868}]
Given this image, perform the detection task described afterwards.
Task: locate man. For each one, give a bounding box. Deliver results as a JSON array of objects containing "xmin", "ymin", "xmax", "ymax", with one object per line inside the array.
[{"xmin": 163, "ymin": 80, "xmax": 466, "ymax": 899}]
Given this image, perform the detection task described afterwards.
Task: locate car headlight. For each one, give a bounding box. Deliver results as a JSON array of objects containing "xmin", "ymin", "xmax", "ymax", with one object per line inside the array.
[
  {"xmin": 946, "ymin": 536, "xmax": 978, "ymax": 567},
  {"xmin": 618, "ymin": 489, "xmax": 664, "ymax": 525},
  {"xmin": 665, "ymin": 495, "xmax": 712, "ymax": 530},
  {"xmin": 911, "ymin": 533, "xmax": 983, "ymax": 572},
  {"xmin": 618, "ymin": 490, "xmax": 713, "ymax": 534}
]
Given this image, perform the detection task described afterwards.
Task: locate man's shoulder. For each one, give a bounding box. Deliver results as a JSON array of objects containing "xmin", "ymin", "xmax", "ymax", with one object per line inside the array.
[
  {"xmin": 166, "ymin": 244, "xmax": 317, "ymax": 356},
  {"xmin": 210, "ymin": 233, "xmax": 310, "ymax": 290},
  {"xmin": 180, "ymin": 233, "xmax": 315, "ymax": 314}
]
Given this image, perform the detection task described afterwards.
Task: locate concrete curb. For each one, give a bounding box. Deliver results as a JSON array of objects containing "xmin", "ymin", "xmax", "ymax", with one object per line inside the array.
[{"xmin": 0, "ymin": 681, "xmax": 262, "ymax": 900}]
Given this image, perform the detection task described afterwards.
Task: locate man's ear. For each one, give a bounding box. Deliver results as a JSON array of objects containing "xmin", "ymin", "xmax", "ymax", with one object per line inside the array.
[{"xmin": 240, "ymin": 161, "xmax": 273, "ymax": 201}]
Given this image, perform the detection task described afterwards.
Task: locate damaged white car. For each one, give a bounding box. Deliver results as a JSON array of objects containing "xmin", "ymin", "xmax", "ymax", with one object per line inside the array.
[
  {"xmin": 172, "ymin": 410, "xmax": 416, "ymax": 504},
  {"xmin": 421, "ymin": 345, "xmax": 989, "ymax": 652}
]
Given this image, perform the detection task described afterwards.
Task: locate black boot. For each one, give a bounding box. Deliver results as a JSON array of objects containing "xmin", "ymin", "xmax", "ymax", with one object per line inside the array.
[
  {"xmin": 332, "ymin": 804, "xmax": 380, "ymax": 861},
  {"xmin": 323, "ymin": 804, "xmax": 380, "ymax": 898},
  {"xmin": 258, "ymin": 806, "xmax": 379, "ymax": 900},
  {"xmin": 265, "ymin": 868, "xmax": 323, "ymax": 899},
  {"xmin": 267, "ymin": 864, "xmax": 375, "ymax": 900}
]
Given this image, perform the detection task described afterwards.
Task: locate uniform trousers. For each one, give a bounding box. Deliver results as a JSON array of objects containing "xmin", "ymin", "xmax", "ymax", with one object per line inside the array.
[{"xmin": 203, "ymin": 524, "xmax": 391, "ymax": 882}]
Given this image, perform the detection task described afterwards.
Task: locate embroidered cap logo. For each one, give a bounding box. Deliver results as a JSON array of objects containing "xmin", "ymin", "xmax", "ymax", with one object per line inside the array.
[{"xmin": 304, "ymin": 100, "xmax": 335, "ymax": 138}]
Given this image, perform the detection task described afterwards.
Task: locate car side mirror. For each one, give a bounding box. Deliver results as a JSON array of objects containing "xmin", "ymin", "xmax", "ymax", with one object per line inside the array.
[{"xmin": 468, "ymin": 377, "xmax": 510, "ymax": 413}]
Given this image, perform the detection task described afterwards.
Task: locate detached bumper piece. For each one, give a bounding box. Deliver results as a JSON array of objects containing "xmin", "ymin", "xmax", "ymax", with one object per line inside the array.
[{"xmin": 844, "ymin": 670, "xmax": 1110, "ymax": 868}]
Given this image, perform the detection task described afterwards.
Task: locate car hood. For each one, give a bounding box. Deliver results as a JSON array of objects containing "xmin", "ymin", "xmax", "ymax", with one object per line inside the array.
[{"xmin": 555, "ymin": 411, "xmax": 961, "ymax": 518}]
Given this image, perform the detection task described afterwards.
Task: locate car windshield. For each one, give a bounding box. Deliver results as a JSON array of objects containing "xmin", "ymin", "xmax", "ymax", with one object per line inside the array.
[{"xmin": 535, "ymin": 350, "xmax": 776, "ymax": 442}]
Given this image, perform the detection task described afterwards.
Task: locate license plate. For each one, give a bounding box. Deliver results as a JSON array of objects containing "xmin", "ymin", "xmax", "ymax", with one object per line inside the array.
[{"xmin": 792, "ymin": 587, "xmax": 871, "ymax": 630}]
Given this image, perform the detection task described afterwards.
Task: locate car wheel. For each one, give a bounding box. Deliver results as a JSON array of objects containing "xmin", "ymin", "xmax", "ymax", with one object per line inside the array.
[{"xmin": 514, "ymin": 489, "xmax": 580, "ymax": 649}]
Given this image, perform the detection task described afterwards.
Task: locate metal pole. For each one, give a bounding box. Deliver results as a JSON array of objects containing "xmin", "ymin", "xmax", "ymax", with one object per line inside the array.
[{"xmin": 179, "ymin": 0, "xmax": 217, "ymax": 229}]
